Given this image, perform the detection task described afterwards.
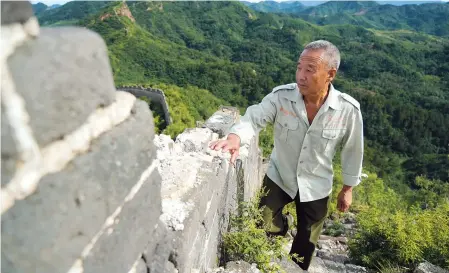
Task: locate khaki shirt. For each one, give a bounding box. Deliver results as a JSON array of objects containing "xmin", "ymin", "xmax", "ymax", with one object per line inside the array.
[{"xmin": 229, "ymin": 83, "xmax": 364, "ymax": 202}]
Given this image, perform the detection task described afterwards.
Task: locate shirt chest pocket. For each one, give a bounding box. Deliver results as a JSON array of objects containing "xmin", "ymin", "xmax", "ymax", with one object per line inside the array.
[
  {"xmin": 321, "ymin": 128, "xmax": 346, "ymax": 155},
  {"xmin": 275, "ymin": 116, "xmax": 300, "ymax": 145}
]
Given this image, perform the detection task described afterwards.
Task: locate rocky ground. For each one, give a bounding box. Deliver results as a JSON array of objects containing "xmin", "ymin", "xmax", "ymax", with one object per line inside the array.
[
  {"xmin": 208, "ymin": 212, "xmax": 367, "ymax": 273},
  {"xmin": 208, "ymin": 211, "xmax": 449, "ymax": 273}
]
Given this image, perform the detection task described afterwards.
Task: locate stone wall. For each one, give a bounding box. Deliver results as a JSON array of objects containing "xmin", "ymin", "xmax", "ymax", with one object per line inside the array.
[
  {"xmin": 1, "ymin": 2, "xmax": 264, "ymax": 273},
  {"xmin": 117, "ymin": 86, "xmax": 172, "ymax": 127},
  {"xmin": 153, "ymin": 108, "xmax": 263, "ymax": 273}
]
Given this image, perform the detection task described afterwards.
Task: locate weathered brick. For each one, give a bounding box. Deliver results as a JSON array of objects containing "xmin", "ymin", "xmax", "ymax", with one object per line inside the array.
[
  {"xmin": 144, "ymin": 220, "xmax": 175, "ymax": 273},
  {"xmin": 7, "ymin": 27, "xmax": 116, "ymax": 147},
  {"xmin": 1, "ymin": 101, "xmax": 158, "ymax": 273},
  {"xmin": 204, "ymin": 106, "xmax": 239, "ymax": 138},
  {"xmin": 167, "ymin": 160, "xmax": 236, "ymax": 272},
  {"xmin": 1, "ymin": 103, "xmax": 16, "ymax": 187},
  {"xmin": 83, "ymin": 169, "xmax": 161, "ymax": 273},
  {"xmin": 1, "ymin": 1, "xmax": 33, "ymax": 25}
]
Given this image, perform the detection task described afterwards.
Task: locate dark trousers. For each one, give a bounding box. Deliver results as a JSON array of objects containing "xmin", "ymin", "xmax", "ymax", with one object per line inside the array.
[{"xmin": 259, "ymin": 175, "xmax": 330, "ymax": 270}]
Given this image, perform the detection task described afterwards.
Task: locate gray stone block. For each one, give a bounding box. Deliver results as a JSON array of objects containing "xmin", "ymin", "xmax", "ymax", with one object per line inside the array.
[
  {"xmin": 1, "ymin": 101, "xmax": 157, "ymax": 273},
  {"xmin": 144, "ymin": 220, "xmax": 175, "ymax": 273},
  {"xmin": 1, "ymin": 1, "xmax": 33, "ymax": 25},
  {"xmin": 135, "ymin": 258, "xmax": 148, "ymax": 273},
  {"xmin": 346, "ymin": 264, "xmax": 368, "ymax": 273},
  {"xmin": 414, "ymin": 262, "xmax": 449, "ymax": 273},
  {"xmin": 1, "ymin": 103, "xmax": 17, "ymax": 158},
  {"xmin": 323, "ymin": 259, "xmax": 347, "ymax": 273},
  {"xmin": 278, "ymin": 258, "xmax": 303, "ymax": 273},
  {"xmin": 165, "ymin": 260, "xmax": 177, "ymax": 273},
  {"xmin": 83, "ymin": 169, "xmax": 161, "ymax": 273},
  {"xmin": 167, "ymin": 160, "xmax": 231, "ymax": 272},
  {"xmin": 205, "ymin": 106, "xmax": 239, "ymax": 138},
  {"xmin": 309, "ymin": 256, "xmax": 329, "ymax": 273},
  {"xmin": 242, "ymin": 136, "xmax": 263, "ymax": 202},
  {"xmin": 1, "ymin": 104, "xmax": 17, "ymax": 187},
  {"xmin": 217, "ymin": 161, "xmax": 238, "ymax": 246},
  {"xmin": 0, "ymin": 157, "xmax": 15, "ymax": 188},
  {"xmin": 316, "ymin": 249, "xmax": 349, "ymax": 264},
  {"xmin": 225, "ymin": 261, "xmax": 260, "ymax": 273},
  {"xmin": 7, "ymin": 27, "xmax": 116, "ymax": 147}
]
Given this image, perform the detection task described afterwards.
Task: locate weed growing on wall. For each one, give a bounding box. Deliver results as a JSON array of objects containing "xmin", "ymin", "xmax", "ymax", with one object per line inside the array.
[{"xmin": 222, "ymin": 190, "xmax": 293, "ymax": 273}]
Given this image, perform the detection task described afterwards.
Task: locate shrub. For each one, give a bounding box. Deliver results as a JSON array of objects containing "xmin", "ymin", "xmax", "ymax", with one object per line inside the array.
[
  {"xmin": 222, "ymin": 190, "xmax": 291, "ymax": 273},
  {"xmin": 324, "ymin": 220, "xmax": 345, "ymax": 237},
  {"xmin": 349, "ymin": 202, "xmax": 449, "ymax": 269}
]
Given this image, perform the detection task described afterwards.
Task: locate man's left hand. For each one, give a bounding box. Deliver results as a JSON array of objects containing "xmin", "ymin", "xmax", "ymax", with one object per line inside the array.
[{"xmin": 337, "ymin": 186, "xmax": 353, "ymax": 212}]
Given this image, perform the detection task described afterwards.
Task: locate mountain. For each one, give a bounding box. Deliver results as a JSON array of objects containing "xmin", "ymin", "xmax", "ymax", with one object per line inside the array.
[
  {"xmin": 377, "ymin": 1, "xmax": 442, "ymax": 5},
  {"xmin": 32, "ymin": 2, "xmax": 48, "ymax": 15},
  {"xmin": 298, "ymin": 1, "xmax": 380, "ymax": 16},
  {"xmin": 35, "ymin": 1, "xmax": 108, "ymax": 26},
  {"xmin": 245, "ymin": 1, "xmax": 440, "ymax": 37},
  {"xmin": 242, "ymin": 1, "xmax": 449, "ymax": 37},
  {"xmin": 296, "ymin": 1, "xmax": 449, "ymax": 36},
  {"xmin": 241, "ymin": 0, "xmax": 306, "ymax": 13},
  {"xmin": 36, "ymin": 0, "xmax": 449, "ymax": 159}
]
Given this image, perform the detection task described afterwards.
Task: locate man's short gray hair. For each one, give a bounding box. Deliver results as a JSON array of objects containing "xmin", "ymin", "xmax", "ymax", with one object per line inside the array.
[{"xmin": 303, "ymin": 40, "xmax": 341, "ymax": 71}]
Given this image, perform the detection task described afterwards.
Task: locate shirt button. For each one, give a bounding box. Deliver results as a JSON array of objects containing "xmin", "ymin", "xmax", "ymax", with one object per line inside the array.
[
  {"xmin": 303, "ymin": 146, "xmax": 307, "ymax": 150},
  {"xmin": 300, "ymin": 161, "xmax": 304, "ymax": 164}
]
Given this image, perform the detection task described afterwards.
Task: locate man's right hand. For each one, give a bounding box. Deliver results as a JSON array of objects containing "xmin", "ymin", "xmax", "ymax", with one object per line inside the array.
[{"xmin": 209, "ymin": 133, "xmax": 241, "ymax": 165}]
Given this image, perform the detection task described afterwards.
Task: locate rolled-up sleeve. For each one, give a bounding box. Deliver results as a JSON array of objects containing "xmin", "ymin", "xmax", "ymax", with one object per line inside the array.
[
  {"xmin": 341, "ymin": 109, "xmax": 364, "ymax": 187},
  {"xmin": 229, "ymin": 92, "xmax": 277, "ymax": 145}
]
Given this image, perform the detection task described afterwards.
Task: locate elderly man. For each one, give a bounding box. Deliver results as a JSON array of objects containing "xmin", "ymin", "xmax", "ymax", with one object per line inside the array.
[{"xmin": 209, "ymin": 40, "xmax": 364, "ymax": 271}]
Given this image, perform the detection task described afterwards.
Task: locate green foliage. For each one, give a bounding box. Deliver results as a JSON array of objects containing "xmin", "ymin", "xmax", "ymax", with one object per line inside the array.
[
  {"xmin": 258, "ymin": 124, "xmax": 274, "ymax": 158},
  {"xmin": 376, "ymin": 261, "xmax": 408, "ymax": 273},
  {"xmin": 154, "ymin": 83, "xmax": 224, "ymax": 138},
  {"xmin": 293, "ymin": 2, "xmax": 449, "ymax": 37},
  {"xmin": 243, "ymin": 1, "xmax": 305, "ymax": 14},
  {"xmin": 137, "ymin": 96, "xmax": 165, "ymax": 134},
  {"xmin": 223, "ymin": 190, "xmax": 290, "ymax": 273},
  {"xmin": 403, "ymin": 154, "xmax": 449, "ymax": 184},
  {"xmin": 42, "ymin": 1, "xmax": 449, "ymax": 157},
  {"xmin": 350, "ymin": 202, "xmax": 449, "ymax": 269},
  {"xmin": 347, "ymin": 172, "xmax": 449, "ymax": 269},
  {"xmin": 32, "ymin": 3, "xmax": 49, "ymax": 15},
  {"xmin": 324, "ymin": 167, "xmax": 449, "ymax": 269},
  {"xmin": 122, "ymin": 82, "xmax": 224, "ymax": 138},
  {"xmin": 36, "ymin": 1, "xmax": 109, "ymax": 26},
  {"xmin": 405, "ymin": 176, "xmax": 449, "ymax": 210},
  {"xmin": 323, "ymin": 220, "xmax": 345, "ymax": 237}
]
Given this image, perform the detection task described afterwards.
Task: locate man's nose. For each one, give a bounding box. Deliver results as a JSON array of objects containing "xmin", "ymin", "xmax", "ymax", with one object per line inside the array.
[{"xmin": 298, "ymin": 70, "xmax": 306, "ymax": 81}]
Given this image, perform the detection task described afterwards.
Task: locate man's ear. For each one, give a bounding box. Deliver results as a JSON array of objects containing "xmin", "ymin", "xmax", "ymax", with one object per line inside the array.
[{"xmin": 328, "ymin": 68, "xmax": 337, "ymax": 82}]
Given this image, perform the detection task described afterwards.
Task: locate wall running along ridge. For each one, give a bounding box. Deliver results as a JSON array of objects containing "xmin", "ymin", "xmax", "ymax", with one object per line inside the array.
[{"xmin": 117, "ymin": 86, "xmax": 172, "ymax": 127}]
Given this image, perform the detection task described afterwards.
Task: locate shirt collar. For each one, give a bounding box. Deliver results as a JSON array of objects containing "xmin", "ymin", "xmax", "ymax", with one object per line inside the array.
[
  {"xmin": 280, "ymin": 83, "xmax": 341, "ymax": 110},
  {"xmin": 278, "ymin": 84, "xmax": 301, "ymax": 102},
  {"xmin": 327, "ymin": 84, "xmax": 342, "ymax": 110}
]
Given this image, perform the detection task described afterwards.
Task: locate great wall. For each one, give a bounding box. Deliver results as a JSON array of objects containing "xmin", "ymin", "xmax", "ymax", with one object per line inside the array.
[{"xmin": 2, "ymin": 2, "xmax": 448, "ymax": 273}]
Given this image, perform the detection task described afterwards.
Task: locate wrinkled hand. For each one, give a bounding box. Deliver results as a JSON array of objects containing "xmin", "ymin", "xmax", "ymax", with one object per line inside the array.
[
  {"xmin": 209, "ymin": 133, "xmax": 241, "ymax": 165},
  {"xmin": 337, "ymin": 186, "xmax": 353, "ymax": 212}
]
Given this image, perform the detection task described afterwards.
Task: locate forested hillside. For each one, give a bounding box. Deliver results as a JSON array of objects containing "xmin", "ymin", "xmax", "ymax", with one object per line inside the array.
[
  {"xmin": 34, "ymin": 1, "xmax": 449, "ymax": 270},
  {"xmin": 244, "ymin": 1, "xmax": 449, "ymax": 37}
]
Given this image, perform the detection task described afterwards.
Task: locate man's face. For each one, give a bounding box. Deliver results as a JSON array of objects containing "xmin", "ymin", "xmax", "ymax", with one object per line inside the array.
[{"xmin": 295, "ymin": 49, "xmax": 333, "ymax": 97}]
